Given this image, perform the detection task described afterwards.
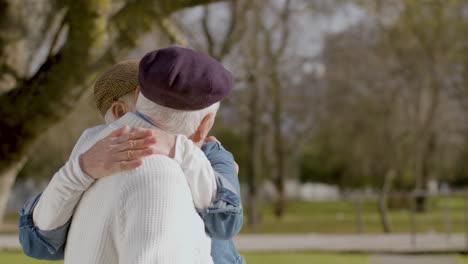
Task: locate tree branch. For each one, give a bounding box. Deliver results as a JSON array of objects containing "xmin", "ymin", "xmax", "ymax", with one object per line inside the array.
[
  {"xmin": 217, "ymin": 0, "xmax": 239, "ymax": 60},
  {"xmin": 155, "ymin": 17, "xmax": 188, "ymax": 46},
  {"xmin": 202, "ymin": 6, "xmax": 215, "ymax": 56},
  {"xmin": 46, "ymin": 9, "xmax": 68, "ymax": 60},
  {"xmin": 0, "ymin": 0, "xmax": 229, "ymax": 166}
]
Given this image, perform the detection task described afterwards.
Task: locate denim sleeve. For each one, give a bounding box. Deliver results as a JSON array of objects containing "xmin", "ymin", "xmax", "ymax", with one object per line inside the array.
[
  {"xmin": 18, "ymin": 193, "xmax": 70, "ymax": 260},
  {"xmin": 200, "ymin": 142, "xmax": 243, "ymax": 240}
]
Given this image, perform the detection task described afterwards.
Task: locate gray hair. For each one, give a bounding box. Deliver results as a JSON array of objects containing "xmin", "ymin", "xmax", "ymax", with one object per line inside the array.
[{"xmin": 135, "ymin": 93, "xmax": 219, "ymax": 136}]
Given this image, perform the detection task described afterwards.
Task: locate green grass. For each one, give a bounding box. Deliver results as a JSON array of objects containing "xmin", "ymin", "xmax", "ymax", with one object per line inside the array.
[
  {"xmin": 244, "ymin": 252, "xmax": 369, "ymax": 264},
  {"xmin": 4, "ymin": 213, "xmax": 19, "ymax": 223},
  {"xmin": 456, "ymin": 254, "xmax": 468, "ymax": 264},
  {"xmin": 0, "ymin": 251, "xmax": 63, "ymax": 264},
  {"xmin": 0, "ymin": 251, "xmax": 368, "ymax": 264},
  {"xmin": 4, "ymin": 196, "xmax": 468, "ymax": 235},
  {"xmin": 241, "ymin": 197, "xmax": 468, "ymax": 234}
]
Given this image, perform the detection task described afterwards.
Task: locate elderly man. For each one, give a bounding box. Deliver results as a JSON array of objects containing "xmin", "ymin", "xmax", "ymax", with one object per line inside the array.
[{"xmin": 19, "ymin": 47, "xmax": 244, "ymax": 263}]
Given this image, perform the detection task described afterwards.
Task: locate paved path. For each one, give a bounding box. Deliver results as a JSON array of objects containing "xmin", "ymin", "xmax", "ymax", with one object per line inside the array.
[
  {"xmin": 2, "ymin": 233, "xmax": 468, "ymax": 253},
  {"xmin": 0, "ymin": 235, "xmax": 19, "ymax": 251},
  {"xmin": 233, "ymin": 233, "xmax": 467, "ymax": 253},
  {"xmin": 370, "ymin": 254, "xmax": 458, "ymax": 264},
  {"xmin": 1, "ymin": 233, "xmax": 462, "ymax": 264}
]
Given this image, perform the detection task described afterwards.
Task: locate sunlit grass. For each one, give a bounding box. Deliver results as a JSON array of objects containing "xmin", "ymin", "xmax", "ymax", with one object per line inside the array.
[
  {"xmin": 243, "ymin": 252, "xmax": 369, "ymax": 264},
  {"xmin": 4, "ymin": 197, "xmax": 468, "ymax": 235},
  {"xmin": 454, "ymin": 254, "xmax": 468, "ymax": 264},
  {"xmin": 0, "ymin": 251, "xmax": 63, "ymax": 264},
  {"xmin": 0, "ymin": 251, "xmax": 369, "ymax": 264},
  {"xmin": 241, "ymin": 197, "xmax": 468, "ymax": 234}
]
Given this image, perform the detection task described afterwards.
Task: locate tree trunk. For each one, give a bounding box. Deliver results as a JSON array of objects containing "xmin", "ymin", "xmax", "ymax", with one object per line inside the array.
[
  {"xmin": 414, "ymin": 132, "xmax": 436, "ymax": 212},
  {"xmin": 272, "ymin": 73, "xmax": 286, "ymax": 218},
  {"xmin": 0, "ymin": 0, "xmax": 223, "ymax": 224},
  {"xmin": 247, "ymin": 74, "xmax": 262, "ymax": 232},
  {"xmin": 379, "ymin": 170, "xmax": 394, "ymax": 233},
  {"xmin": 263, "ymin": 0, "xmax": 290, "ymax": 218},
  {"xmin": 0, "ymin": 157, "xmax": 27, "ymax": 223}
]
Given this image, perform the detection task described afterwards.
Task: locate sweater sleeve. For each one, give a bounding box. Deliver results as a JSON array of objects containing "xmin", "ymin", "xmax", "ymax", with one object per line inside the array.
[
  {"xmin": 118, "ymin": 155, "xmax": 212, "ymax": 264},
  {"xmin": 173, "ymin": 135, "xmax": 217, "ymax": 210},
  {"xmin": 33, "ymin": 128, "xmax": 97, "ymax": 231}
]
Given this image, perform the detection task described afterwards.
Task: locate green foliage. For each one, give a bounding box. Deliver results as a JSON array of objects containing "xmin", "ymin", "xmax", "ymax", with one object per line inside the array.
[
  {"xmin": 450, "ymin": 143, "xmax": 468, "ymax": 187},
  {"xmin": 394, "ymin": 165, "xmax": 416, "ymax": 190},
  {"xmin": 299, "ymin": 137, "xmax": 346, "ymax": 186},
  {"xmin": 299, "ymin": 135, "xmax": 376, "ymax": 188}
]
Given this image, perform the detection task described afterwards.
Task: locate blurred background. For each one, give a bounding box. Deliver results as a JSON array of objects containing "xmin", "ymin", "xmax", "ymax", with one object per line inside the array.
[{"xmin": 0, "ymin": 0, "xmax": 468, "ymax": 263}]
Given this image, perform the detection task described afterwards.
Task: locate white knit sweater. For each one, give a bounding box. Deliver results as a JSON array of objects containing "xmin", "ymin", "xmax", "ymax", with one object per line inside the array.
[{"xmin": 33, "ymin": 113, "xmax": 215, "ymax": 264}]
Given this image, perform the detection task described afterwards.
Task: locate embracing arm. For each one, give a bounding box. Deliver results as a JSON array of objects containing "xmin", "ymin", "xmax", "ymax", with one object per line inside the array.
[
  {"xmin": 173, "ymin": 135, "xmax": 217, "ymax": 209},
  {"xmin": 173, "ymin": 135, "xmax": 243, "ymax": 240},
  {"xmin": 19, "ymin": 193, "xmax": 70, "ymax": 260},
  {"xmin": 18, "ymin": 126, "xmax": 157, "ymax": 260}
]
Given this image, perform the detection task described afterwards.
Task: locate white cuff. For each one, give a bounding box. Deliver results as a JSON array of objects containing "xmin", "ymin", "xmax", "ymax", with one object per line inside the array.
[
  {"xmin": 68, "ymin": 156, "xmax": 96, "ymax": 191},
  {"xmin": 172, "ymin": 135, "xmax": 217, "ymax": 209}
]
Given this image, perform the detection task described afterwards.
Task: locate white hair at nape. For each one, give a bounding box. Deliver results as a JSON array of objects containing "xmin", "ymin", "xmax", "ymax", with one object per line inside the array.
[
  {"xmin": 135, "ymin": 93, "xmax": 220, "ymax": 136},
  {"xmin": 104, "ymin": 93, "xmax": 136, "ymax": 124}
]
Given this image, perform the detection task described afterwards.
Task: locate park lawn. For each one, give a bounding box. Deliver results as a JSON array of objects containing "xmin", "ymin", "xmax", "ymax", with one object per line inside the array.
[
  {"xmin": 244, "ymin": 252, "xmax": 369, "ymax": 264},
  {"xmin": 4, "ymin": 196, "xmax": 467, "ymax": 235},
  {"xmin": 456, "ymin": 254, "xmax": 468, "ymax": 264},
  {"xmin": 241, "ymin": 196, "xmax": 468, "ymax": 234},
  {"xmin": 0, "ymin": 251, "xmax": 63, "ymax": 264},
  {"xmin": 0, "ymin": 251, "xmax": 369, "ymax": 264}
]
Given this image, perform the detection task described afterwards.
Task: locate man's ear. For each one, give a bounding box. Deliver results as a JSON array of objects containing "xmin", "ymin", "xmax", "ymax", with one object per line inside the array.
[
  {"xmin": 111, "ymin": 101, "xmax": 130, "ymax": 119},
  {"xmin": 134, "ymin": 87, "xmax": 140, "ymax": 103},
  {"xmin": 190, "ymin": 113, "xmax": 215, "ymax": 147}
]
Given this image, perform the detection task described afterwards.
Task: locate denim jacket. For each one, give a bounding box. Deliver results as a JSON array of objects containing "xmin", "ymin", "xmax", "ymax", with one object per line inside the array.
[{"xmin": 19, "ymin": 141, "xmax": 245, "ymax": 264}]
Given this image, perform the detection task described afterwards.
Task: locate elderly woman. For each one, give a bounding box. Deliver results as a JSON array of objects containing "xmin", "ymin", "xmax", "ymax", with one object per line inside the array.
[{"xmin": 19, "ymin": 47, "xmax": 245, "ymax": 264}]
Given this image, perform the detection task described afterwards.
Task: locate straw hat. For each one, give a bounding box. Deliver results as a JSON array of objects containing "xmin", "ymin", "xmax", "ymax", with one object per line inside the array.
[{"xmin": 94, "ymin": 60, "xmax": 139, "ymax": 116}]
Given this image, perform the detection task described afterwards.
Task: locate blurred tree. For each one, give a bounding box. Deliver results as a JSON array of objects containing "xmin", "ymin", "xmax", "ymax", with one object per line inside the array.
[
  {"xmin": 321, "ymin": 0, "xmax": 467, "ymax": 232},
  {"xmin": 236, "ymin": 0, "xmax": 321, "ymax": 219},
  {"xmin": 263, "ymin": 0, "xmax": 291, "ymax": 218},
  {"xmin": 0, "ymin": 0, "xmax": 225, "ymax": 222},
  {"xmin": 238, "ymin": 0, "xmax": 266, "ymax": 230},
  {"xmin": 175, "ymin": 0, "xmax": 271, "ymax": 229},
  {"xmin": 178, "ymin": 0, "xmax": 327, "ymax": 222},
  {"xmin": 17, "ymin": 91, "xmax": 102, "ymax": 182}
]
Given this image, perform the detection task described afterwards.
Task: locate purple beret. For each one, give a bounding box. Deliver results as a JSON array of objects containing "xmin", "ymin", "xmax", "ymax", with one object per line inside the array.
[{"xmin": 138, "ymin": 46, "xmax": 234, "ymax": 110}]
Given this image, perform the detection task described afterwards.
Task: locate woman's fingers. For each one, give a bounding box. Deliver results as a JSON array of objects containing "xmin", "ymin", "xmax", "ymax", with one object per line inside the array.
[
  {"xmin": 205, "ymin": 136, "xmax": 221, "ymax": 144},
  {"xmin": 114, "ymin": 137, "xmax": 157, "ymax": 152},
  {"xmin": 114, "ymin": 148, "xmax": 155, "ymax": 161},
  {"xmin": 113, "ymin": 128, "xmax": 154, "ymax": 144}
]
